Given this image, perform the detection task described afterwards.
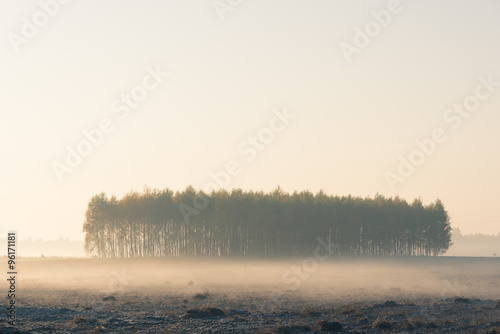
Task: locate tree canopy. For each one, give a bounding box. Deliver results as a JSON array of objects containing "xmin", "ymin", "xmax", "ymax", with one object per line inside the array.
[{"xmin": 83, "ymin": 187, "xmax": 452, "ymax": 258}]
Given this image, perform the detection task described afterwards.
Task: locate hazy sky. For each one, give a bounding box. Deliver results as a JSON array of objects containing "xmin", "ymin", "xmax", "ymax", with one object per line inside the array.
[{"xmin": 1, "ymin": 0, "xmax": 499, "ymax": 241}]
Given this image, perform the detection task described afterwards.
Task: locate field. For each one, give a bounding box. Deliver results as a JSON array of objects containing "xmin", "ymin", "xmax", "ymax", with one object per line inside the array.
[{"xmin": 2, "ymin": 257, "xmax": 500, "ymax": 333}]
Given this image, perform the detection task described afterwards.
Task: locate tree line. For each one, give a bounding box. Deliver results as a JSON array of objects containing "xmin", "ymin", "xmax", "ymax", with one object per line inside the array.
[{"xmin": 83, "ymin": 187, "xmax": 452, "ymax": 258}]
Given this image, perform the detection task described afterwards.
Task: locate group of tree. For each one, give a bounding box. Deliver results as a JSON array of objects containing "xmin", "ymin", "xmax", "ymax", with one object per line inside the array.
[
  {"xmin": 83, "ymin": 186, "xmax": 452, "ymax": 258},
  {"xmin": 445, "ymin": 228, "xmax": 500, "ymax": 257}
]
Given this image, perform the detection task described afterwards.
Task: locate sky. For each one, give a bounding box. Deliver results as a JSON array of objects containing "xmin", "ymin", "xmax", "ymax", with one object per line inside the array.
[{"xmin": 1, "ymin": 0, "xmax": 499, "ymax": 242}]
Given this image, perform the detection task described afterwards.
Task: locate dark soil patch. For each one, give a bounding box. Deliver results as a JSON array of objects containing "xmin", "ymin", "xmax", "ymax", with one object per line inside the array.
[
  {"xmin": 206, "ymin": 307, "xmax": 225, "ymax": 316},
  {"xmin": 317, "ymin": 320, "xmax": 343, "ymax": 332},
  {"xmin": 185, "ymin": 307, "xmax": 225, "ymax": 318},
  {"xmin": 382, "ymin": 300, "xmax": 399, "ymax": 307},
  {"xmin": 272, "ymin": 324, "xmax": 312, "ymax": 333},
  {"xmin": 453, "ymin": 297, "xmax": 471, "ymax": 304},
  {"xmin": 193, "ymin": 293, "xmax": 209, "ymax": 300},
  {"xmin": 372, "ymin": 317, "xmax": 391, "ymax": 329}
]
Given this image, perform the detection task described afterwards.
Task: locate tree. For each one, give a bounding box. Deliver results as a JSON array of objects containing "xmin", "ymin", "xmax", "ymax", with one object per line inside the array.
[{"xmin": 83, "ymin": 187, "xmax": 452, "ymax": 258}]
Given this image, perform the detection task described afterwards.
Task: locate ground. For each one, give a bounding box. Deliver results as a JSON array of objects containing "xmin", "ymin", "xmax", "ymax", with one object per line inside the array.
[{"xmin": 1, "ymin": 257, "xmax": 499, "ymax": 333}]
